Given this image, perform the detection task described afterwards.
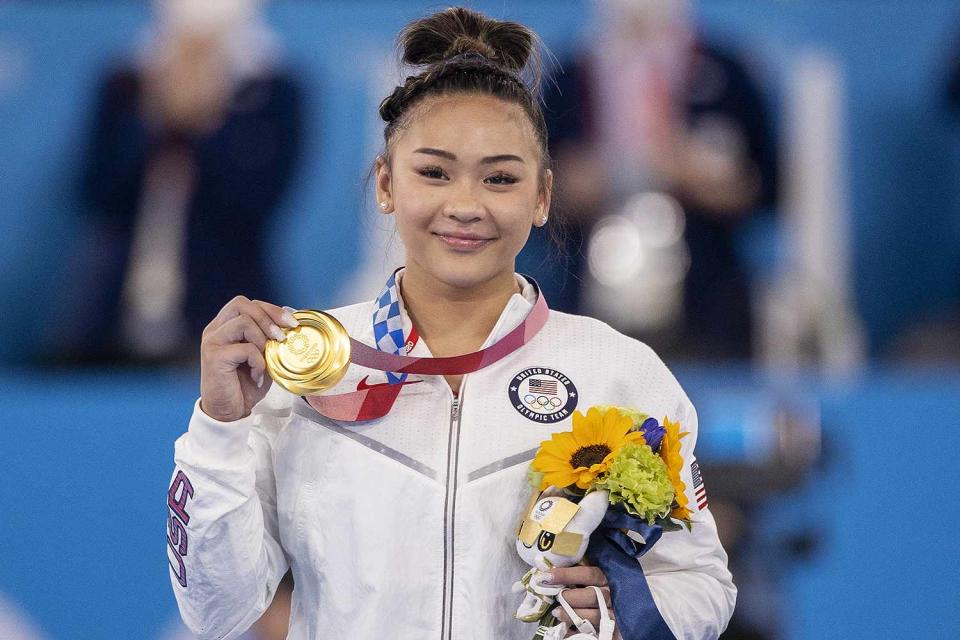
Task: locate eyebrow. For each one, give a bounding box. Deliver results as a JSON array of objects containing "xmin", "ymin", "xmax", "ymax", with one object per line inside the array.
[{"xmin": 413, "ymin": 147, "xmax": 525, "ymax": 164}]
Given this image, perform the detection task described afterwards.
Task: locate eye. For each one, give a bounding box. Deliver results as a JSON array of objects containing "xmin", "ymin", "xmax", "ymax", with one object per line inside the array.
[
  {"xmin": 417, "ymin": 165, "xmax": 448, "ymax": 180},
  {"xmin": 536, "ymin": 531, "xmax": 555, "ymax": 552},
  {"xmin": 484, "ymin": 172, "xmax": 519, "ymax": 186}
]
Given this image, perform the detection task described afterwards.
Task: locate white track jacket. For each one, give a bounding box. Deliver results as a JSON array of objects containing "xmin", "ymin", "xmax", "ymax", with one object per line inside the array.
[{"xmin": 167, "ymin": 278, "xmax": 736, "ymax": 639}]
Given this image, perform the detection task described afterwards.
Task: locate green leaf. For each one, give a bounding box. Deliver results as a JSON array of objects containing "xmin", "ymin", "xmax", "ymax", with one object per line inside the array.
[{"xmin": 656, "ymin": 517, "xmax": 683, "ymax": 533}]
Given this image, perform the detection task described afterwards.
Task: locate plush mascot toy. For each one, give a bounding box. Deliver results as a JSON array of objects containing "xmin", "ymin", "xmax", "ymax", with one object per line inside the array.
[{"xmin": 513, "ymin": 488, "xmax": 615, "ymax": 640}]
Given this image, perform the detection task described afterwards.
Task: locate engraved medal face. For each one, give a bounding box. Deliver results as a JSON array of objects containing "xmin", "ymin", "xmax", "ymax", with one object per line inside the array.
[
  {"xmin": 279, "ymin": 326, "xmax": 325, "ymax": 373},
  {"xmin": 264, "ymin": 310, "xmax": 351, "ymax": 395}
]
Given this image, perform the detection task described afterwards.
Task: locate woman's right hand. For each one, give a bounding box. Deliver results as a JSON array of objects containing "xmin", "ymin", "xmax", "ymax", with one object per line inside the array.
[{"xmin": 199, "ymin": 296, "xmax": 299, "ymax": 422}]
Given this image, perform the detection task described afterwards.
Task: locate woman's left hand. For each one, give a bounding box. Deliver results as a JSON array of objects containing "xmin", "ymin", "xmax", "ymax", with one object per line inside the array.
[{"xmin": 547, "ymin": 565, "xmax": 621, "ymax": 639}]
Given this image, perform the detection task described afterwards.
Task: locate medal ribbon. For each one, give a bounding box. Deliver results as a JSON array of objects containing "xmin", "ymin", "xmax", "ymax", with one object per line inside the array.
[{"xmin": 305, "ymin": 277, "xmax": 549, "ymax": 422}]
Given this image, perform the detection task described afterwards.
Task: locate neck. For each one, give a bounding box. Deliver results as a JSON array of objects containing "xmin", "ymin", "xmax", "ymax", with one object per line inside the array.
[{"xmin": 399, "ymin": 264, "xmax": 520, "ymax": 357}]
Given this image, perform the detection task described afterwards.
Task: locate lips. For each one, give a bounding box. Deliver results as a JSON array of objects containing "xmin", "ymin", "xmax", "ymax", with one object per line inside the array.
[{"xmin": 433, "ymin": 232, "xmax": 495, "ymax": 251}]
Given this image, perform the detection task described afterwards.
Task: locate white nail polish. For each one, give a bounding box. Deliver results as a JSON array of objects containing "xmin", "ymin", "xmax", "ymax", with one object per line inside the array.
[
  {"xmin": 551, "ymin": 607, "xmax": 561, "ymax": 618},
  {"xmin": 256, "ymin": 373, "xmax": 265, "ymax": 388},
  {"xmin": 270, "ymin": 325, "xmax": 286, "ymax": 341},
  {"xmin": 281, "ymin": 311, "xmax": 299, "ymax": 328}
]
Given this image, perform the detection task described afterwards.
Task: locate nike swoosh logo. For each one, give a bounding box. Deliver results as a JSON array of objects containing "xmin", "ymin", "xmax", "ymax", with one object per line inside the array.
[{"xmin": 356, "ymin": 376, "xmax": 421, "ymax": 391}]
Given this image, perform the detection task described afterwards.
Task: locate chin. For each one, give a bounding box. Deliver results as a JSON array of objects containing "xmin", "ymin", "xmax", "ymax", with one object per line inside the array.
[{"xmin": 428, "ymin": 255, "xmax": 509, "ymax": 290}]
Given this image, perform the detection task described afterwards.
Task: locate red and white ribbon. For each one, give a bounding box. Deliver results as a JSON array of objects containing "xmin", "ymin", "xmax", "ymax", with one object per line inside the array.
[{"xmin": 305, "ymin": 282, "xmax": 549, "ymax": 422}]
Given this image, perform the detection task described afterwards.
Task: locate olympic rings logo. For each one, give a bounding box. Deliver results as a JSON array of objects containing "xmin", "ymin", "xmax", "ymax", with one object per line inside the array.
[
  {"xmin": 523, "ymin": 394, "xmax": 563, "ymax": 410},
  {"xmin": 509, "ymin": 368, "xmax": 578, "ymax": 423}
]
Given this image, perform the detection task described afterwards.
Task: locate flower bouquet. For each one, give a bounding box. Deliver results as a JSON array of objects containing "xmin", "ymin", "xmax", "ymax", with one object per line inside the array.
[{"xmin": 513, "ymin": 406, "xmax": 692, "ymax": 640}]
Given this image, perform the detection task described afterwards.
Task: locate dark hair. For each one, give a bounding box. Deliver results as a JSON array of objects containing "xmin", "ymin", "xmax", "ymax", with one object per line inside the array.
[
  {"xmin": 378, "ymin": 7, "xmax": 550, "ymax": 175},
  {"xmin": 376, "ymin": 7, "xmax": 570, "ymax": 255}
]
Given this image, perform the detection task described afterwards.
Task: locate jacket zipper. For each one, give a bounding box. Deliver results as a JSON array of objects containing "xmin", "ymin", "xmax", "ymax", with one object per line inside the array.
[{"xmin": 441, "ymin": 392, "xmax": 464, "ymax": 640}]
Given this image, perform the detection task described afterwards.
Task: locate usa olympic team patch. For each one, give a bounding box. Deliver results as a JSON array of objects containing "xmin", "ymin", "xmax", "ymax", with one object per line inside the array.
[{"xmin": 508, "ymin": 367, "xmax": 578, "ymax": 423}]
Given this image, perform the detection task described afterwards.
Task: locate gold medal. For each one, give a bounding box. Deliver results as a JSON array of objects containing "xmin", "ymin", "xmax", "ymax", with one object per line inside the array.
[{"xmin": 264, "ymin": 310, "xmax": 351, "ymax": 395}]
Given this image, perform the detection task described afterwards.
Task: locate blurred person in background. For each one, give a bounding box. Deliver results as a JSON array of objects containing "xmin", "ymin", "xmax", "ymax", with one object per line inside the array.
[
  {"xmin": 60, "ymin": 0, "xmax": 303, "ymax": 364},
  {"xmin": 524, "ymin": 4, "xmax": 779, "ymax": 635},
  {"xmin": 524, "ymin": 0, "xmax": 777, "ymax": 360}
]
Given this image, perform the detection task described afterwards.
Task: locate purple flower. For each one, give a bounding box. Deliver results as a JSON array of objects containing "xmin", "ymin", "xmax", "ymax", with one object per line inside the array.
[{"xmin": 641, "ymin": 417, "xmax": 664, "ymax": 451}]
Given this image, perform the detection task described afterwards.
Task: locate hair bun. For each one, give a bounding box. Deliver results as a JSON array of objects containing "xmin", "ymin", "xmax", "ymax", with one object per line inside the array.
[{"xmin": 399, "ymin": 7, "xmax": 535, "ymax": 73}]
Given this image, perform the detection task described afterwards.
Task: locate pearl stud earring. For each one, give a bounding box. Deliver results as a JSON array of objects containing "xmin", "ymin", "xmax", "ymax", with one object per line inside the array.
[{"xmin": 380, "ymin": 202, "xmax": 389, "ymax": 210}]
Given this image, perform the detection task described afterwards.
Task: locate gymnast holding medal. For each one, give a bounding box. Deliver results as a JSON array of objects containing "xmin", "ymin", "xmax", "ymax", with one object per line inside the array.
[{"xmin": 167, "ymin": 7, "xmax": 735, "ymax": 639}]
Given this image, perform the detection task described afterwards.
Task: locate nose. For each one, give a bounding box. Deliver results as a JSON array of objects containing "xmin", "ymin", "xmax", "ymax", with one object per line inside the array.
[{"xmin": 444, "ymin": 181, "xmax": 485, "ymax": 223}]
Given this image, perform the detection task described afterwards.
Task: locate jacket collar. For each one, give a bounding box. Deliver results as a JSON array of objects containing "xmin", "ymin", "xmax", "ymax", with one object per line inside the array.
[{"xmin": 390, "ymin": 269, "xmax": 536, "ymax": 359}]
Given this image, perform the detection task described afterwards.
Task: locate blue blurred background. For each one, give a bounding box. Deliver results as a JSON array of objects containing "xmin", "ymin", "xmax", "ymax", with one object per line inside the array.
[{"xmin": 1, "ymin": 1, "xmax": 959, "ymax": 639}]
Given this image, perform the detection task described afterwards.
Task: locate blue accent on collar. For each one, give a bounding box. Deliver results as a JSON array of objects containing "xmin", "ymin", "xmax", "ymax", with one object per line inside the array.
[{"xmin": 372, "ymin": 271, "xmax": 408, "ymax": 384}]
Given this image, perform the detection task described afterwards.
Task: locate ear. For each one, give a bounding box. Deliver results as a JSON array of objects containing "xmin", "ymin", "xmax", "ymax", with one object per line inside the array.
[
  {"xmin": 564, "ymin": 489, "xmax": 608, "ymax": 535},
  {"xmin": 533, "ymin": 169, "xmax": 554, "ymax": 227},
  {"xmin": 375, "ymin": 155, "xmax": 393, "ymax": 213}
]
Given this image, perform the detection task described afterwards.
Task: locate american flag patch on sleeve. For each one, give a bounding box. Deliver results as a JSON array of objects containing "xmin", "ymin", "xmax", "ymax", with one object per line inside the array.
[{"xmin": 690, "ymin": 460, "xmax": 708, "ymax": 510}]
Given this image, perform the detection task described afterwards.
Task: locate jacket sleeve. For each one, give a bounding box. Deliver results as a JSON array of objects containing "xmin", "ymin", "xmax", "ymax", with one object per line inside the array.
[
  {"xmin": 166, "ymin": 396, "xmax": 290, "ymax": 640},
  {"xmin": 640, "ymin": 392, "xmax": 737, "ymax": 639}
]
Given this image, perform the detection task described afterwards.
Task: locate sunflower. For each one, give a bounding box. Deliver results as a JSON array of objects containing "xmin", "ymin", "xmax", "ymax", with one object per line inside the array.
[
  {"xmin": 659, "ymin": 416, "xmax": 691, "ymax": 521},
  {"xmin": 532, "ymin": 407, "xmax": 647, "ymax": 491}
]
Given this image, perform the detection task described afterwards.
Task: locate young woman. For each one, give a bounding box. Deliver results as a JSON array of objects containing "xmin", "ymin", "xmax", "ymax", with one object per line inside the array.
[{"xmin": 167, "ymin": 8, "xmax": 735, "ymax": 639}]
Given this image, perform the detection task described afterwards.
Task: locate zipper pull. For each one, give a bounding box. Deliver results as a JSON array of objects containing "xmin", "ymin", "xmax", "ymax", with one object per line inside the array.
[{"xmin": 451, "ymin": 398, "xmax": 460, "ymax": 421}]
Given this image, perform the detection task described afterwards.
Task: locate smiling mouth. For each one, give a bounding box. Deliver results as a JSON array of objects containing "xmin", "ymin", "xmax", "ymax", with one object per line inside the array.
[{"xmin": 433, "ymin": 233, "xmax": 495, "ymax": 251}]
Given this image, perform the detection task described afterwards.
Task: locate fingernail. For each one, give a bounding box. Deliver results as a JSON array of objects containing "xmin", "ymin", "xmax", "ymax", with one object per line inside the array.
[
  {"xmin": 280, "ymin": 311, "xmax": 299, "ymax": 328},
  {"xmin": 551, "ymin": 607, "xmax": 561, "ymax": 618},
  {"xmin": 269, "ymin": 324, "xmax": 286, "ymax": 341},
  {"xmin": 255, "ymin": 372, "xmax": 265, "ymax": 388},
  {"xmin": 541, "ymin": 572, "xmax": 555, "ymax": 585}
]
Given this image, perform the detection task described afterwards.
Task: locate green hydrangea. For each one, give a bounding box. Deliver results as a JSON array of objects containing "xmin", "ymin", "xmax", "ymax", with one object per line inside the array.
[
  {"xmin": 593, "ymin": 405, "xmax": 649, "ymax": 431},
  {"xmin": 526, "ymin": 465, "xmax": 544, "ymax": 490},
  {"xmin": 594, "ymin": 443, "xmax": 674, "ymax": 524}
]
